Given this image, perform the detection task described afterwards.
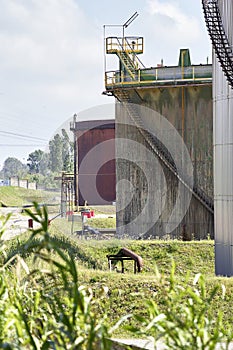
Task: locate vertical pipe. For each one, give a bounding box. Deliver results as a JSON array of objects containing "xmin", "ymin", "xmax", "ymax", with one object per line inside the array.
[
  {"xmin": 181, "ymin": 86, "xmax": 185, "ymax": 141},
  {"xmin": 61, "ymin": 174, "xmax": 67, "ymax": 218},
  {"xmin": 181, "ymin": 50, "xmax": 185, "ymax": 140},
  {"xmin": 73, "ymin": 114, "xmax": 79, "ymax": 210},
  {"xmin": 103, "ymin": 25, "xmax": 106, "ymax": 75},
  {"xmin": 181, "ymin": 50, "xmax": 185, "ymax": 79}
]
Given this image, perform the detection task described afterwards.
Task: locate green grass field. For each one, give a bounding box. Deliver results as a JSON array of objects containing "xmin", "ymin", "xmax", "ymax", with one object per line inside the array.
[
  {"xmin": 5, "ymin": 222, "xmax": 233, "ymax": 338},
  {"xmin": 53, "ymin": 237, "xmax": 233, "ymax": 333},
  {"xmin": 0, "ymin": 186, "xmax": 58, "ymax": 207}
]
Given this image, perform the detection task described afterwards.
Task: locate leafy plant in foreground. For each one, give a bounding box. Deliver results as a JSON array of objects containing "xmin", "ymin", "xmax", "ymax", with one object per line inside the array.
[
  {"xmin": 130, "ymin": 261, "xmax": 233, "ymax": 349},
  {"xmin": 0, "ymin": 203, "xmax": 113, "ymax": 349}
]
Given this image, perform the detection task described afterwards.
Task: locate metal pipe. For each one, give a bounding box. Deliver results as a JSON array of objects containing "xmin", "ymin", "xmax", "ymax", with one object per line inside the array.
[
  {"xmin": 181, "ymin": 86, "xmax": 185, "ymax": 141},
  {"xmin": 73, "ymin": 114, "xmax": 79, "ymax": 209}
]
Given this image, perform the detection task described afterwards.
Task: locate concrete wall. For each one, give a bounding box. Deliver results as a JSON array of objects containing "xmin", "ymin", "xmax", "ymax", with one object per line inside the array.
[
  {"xmin": 19, "ymin": 179, "xmax": 28, "ymax": 189},
  {"xmin": 9, "ymin": 177, "xmax": 37, "ymax": 189},
  {"xmin": 28, "ymin": 182, "xmax": 37, "ymax": 190},
  {"xmin": 115, "ymin": 84, "xmax": 213, "ymax": 239},
  {"xmin": 10, "ymin": 177, "xmax": 19, "ymax": 187}
]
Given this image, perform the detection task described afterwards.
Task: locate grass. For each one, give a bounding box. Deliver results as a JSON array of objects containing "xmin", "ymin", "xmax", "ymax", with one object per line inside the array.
[
  {"xmin": 73, "ymin": 240, "xmax": 233, "ymax": 337},
  {"xmin": 6, "ymin": 225, "xmax": 232, "ymax": 338},
  {"xmin": 50, "ymin": 215, "xmax": 116, "ymax": 236},
  {"xmin": 89, "ymin": 205, "xmax": 116, "ymax": 215},
  {"xmin": 0, "ymin": 186, "xmax": 58, "ymax": 207},
  {"xmin": 2, "ymin": 207, "xmax": 233, "ymax": 346},
  {"xmin": 87, "ymin": 217, "xmax": 116, "ymax": 229}
]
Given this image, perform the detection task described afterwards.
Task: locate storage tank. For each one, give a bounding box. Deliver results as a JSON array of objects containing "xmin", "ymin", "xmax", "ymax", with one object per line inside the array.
[
  {"xmin": 211, "ymin": 0, "xmax": 233, "ymax": 275},
  {"xmin": 71, "ymin": 119, "xmax": 115, "ymax": 206},
  {"xmin": 104, "ymin": 40, "xmax": 213, "ymax": 239}
]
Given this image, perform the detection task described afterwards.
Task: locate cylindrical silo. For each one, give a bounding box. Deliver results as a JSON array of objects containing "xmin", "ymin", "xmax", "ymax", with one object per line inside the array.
[{"xmin": 214, "ymin": 0, "xmax": 233, "ymax": 275}]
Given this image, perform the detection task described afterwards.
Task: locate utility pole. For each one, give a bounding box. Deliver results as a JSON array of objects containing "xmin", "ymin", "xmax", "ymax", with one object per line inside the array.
[{"xmin": 71, "ymin": 114, "xmax": 79, "ymax": 210}]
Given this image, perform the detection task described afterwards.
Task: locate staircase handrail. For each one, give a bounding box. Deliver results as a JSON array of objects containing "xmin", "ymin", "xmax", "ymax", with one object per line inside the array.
[
  {"xmin": 123, "ymin": 37, "xmax": 146, "ymax": 69},
  {"xmin": 106, "ymin": 36, "xmax": 145, "ymax": 70},
  {"xmin": 202, "ymin": 0, "xmax": 233, "ymax": 88},
  {"xmin": 116, "ymin": 90, "xmax": 214, "ymax": 214}
]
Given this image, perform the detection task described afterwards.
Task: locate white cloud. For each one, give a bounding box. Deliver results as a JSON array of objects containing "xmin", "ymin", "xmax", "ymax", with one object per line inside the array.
[
  {"xmin": 0, "ymin": 0, "xmax": 107, "ymax": 142},
  {"xmin": 0, "ymin": 0, "xmax": 110, "ymax": 165},
  {"xmin": 146, "ymin": 0, "xmax": 201, "ymax": 43},
  {"xmin": 138, "ymin": 0, "xmax": 211, "ymax": 67},
  {"xmin": 0, "ymin": 0, "xmax": 101, "ymax": 77}
]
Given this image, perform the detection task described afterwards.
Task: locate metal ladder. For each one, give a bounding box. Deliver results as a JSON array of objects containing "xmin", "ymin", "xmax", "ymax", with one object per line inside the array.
[
  {"xmin": 202, "ymin": 0, "xmax": 233, "ymax": 88},
  {"xmin": 118, "ymin": 50, "xmax": 137, "ymax": 79},
  {"xmin": 116, "ymin": 89, "xmax": 214, "ymax": 215}
]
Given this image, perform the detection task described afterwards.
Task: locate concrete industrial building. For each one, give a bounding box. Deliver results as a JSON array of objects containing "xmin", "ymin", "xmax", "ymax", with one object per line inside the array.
[{"xmin": 104, "ymin": 35, "xmax": 213, "ymax": 239}]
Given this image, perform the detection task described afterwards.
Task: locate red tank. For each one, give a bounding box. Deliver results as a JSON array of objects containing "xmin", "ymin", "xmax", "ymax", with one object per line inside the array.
[{"xmin": 72, "ymin": 119, "xmax": 115, "ymax": 206}]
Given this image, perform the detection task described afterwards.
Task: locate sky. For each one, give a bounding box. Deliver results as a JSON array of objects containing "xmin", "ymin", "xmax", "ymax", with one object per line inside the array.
[{"xmin": 0, "ymin": 0, "xmax": 212, "ymax": 170}]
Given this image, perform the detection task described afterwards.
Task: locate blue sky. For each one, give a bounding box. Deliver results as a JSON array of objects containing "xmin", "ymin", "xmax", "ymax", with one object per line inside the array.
[{"xmin": 0, "ymin": 0, "xmax": 212, "ymax": 169}]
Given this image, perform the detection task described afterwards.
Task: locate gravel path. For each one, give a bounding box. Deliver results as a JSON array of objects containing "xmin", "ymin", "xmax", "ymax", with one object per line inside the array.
[{"xmin": 0, "ymin": 207, "xmax": 39, "ymax": 240}]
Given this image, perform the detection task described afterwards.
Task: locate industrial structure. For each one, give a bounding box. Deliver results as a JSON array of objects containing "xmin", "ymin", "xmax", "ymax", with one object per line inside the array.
[
  {"xmin": 202, "ymin": 0, "xmax": 233, "ymax": 276},
  {"xmin": 104, "ymin": 29, "xmax": 213, "ymax": 239},
  {"xmin": 70, "ymin": 118, "xmax": 115, "ymax": 206}
]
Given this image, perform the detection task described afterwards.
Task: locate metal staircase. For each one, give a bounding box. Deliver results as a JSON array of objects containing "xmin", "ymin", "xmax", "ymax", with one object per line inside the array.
[
  {"xmin": 202, "ymin": 0, "xmax": 233, "ymax": 88},
  {"xmin": 106, "ymin": 36, "xmax": 144, "ymax": 81},
  {"xmin": 118, "ymin": 50, "xmax": 137, "ymax": 79},
  {"xmin": 115, "ymin": 89, "xmax": 214, "ymax": 215}
]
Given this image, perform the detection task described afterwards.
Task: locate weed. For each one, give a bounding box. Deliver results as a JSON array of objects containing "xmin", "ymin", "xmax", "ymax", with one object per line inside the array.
[
  {"xmin": 0, "ymin": 203, "xmax": 115, "ymax": 349},
  {"xmin": 129, "ymin": 262, "xmax": 233, "ymax": 349}
]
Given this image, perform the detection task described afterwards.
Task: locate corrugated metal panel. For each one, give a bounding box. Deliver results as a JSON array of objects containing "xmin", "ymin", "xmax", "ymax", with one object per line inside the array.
[{"xmin": 214, "ymin": 0, "xmax": 233, "ymax": 275}]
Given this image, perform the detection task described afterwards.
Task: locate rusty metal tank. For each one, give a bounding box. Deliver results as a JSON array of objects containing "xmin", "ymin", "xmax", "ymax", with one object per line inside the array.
[{"xmin": 72, "ymin": 119, "xmax": 115, "ymax": 206}]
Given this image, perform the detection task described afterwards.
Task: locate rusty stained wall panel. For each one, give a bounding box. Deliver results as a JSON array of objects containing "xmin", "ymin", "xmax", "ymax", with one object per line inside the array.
[
  {"xmin": 74, "ymin": 120, "xmax": 115, "ymax": 205},
  {"xmin": 138, "ymin": 85, "xmax": 213, "ymax": 197},
  {"xmin": 115, "ymin": 84, "xmax": 213, "ymax": 239}
]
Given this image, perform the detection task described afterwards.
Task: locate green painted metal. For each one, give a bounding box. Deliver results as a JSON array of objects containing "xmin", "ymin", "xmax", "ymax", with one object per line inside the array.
[
  {"xmin": 178, "ymin": 49, "xmax": 191, "ymax": 67},
  {"xmin": 105, "ymin": 40, "xmax": 212, "ymax": 90},
  {"xmin": 105, "ymin": 64, "xmax": 212, "ymax": 90}
]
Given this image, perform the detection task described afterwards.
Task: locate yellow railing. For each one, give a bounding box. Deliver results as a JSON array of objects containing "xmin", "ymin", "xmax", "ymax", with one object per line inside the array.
[
  {"xmin": 106, "ymin": 36, "xmax": 143, "ymax": 54},
  {"xmin": 105, "ymin": 65, "xmax": 212, "ymax": 87}
]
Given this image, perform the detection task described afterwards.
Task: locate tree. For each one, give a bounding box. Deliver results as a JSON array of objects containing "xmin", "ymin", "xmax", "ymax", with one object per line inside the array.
[
  {"xmin": 49, "ymin": 134, "xmax": 63, "ymax": 173},
  {"xmin": 61, "ymin": 129, "xmax": 74, "ymax": 172},
  {"xmin": 49, "ymin": 130, "xmax": 73, "ymax": 173},
  {"xmin": 39, "ymin": 152, "xmax": 50, "ymax": 175},
  {"xmin": 27, "ymin": 149, "xmax": 47, "ymax": 174},
  {"xmin": 1, "ymin": 157, "xmax": 27, "ymax": 179}
]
